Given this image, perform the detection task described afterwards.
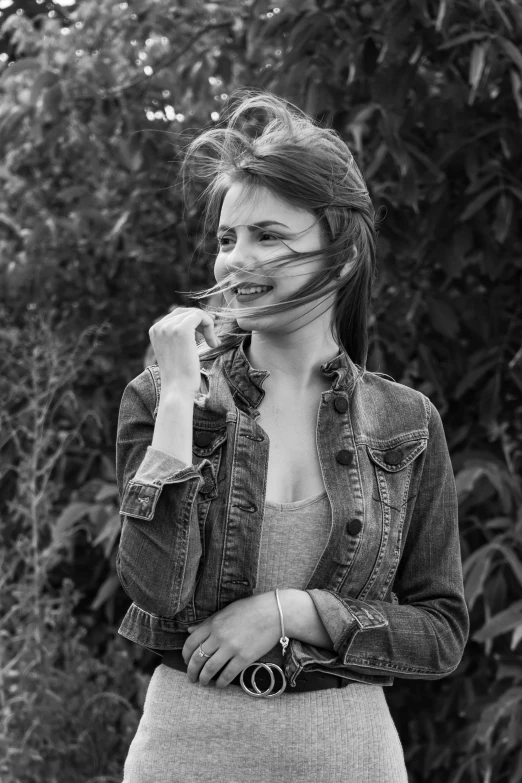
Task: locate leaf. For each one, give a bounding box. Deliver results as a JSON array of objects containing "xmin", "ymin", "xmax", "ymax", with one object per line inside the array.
[
  {"xmin": 498, "ymin": 37, "xmax": 522, "ymax": 73},
  {"xmin": 106, "ymin": 210, "xmax": 131, "ymax": 241},
  {"xmin": 3, "ymin": 58, "xmax": 41, "ymax": 77},
  {"xmin": 53, "ymin": 502, "xmax": 93, "ymax": 544},
  {"xmin": 476, "ymin": 687, "xmax": 522, "ymax": 743},
  {"xmin": 455, "ymin": 465, "xmax": 487, "ymax": 502},
  {"xmin": 510, "ymin": 70, "xmax": 522, "ymax": 117},
  {"xmin": 438, "ymin": 32, "xmax": 490, "ymax": 50},
  {"xmin": 497, "ymin": 660, "xmax": 522, "ymax": 681},
  {"xmin": 90, "ymin": 574, "xmax": 121, "ymax": 611},
  {"xmin": 492, "ymin": 193, "xmax": 513, "ymax": 244},
  {"xmin": 511, "ymin": 624, "xmax": 522, "ymax": 650},
  {"xmin": 507, "ymin": 184, "xmax": 522, "ymax": 203},
  {"xmin": 495, "ymin": 544, "xmax": 522, "ymax": 591},
  {"xmin": 458, "ymin": 185, "xmax": 503, "ymax": 222},
  {"xmin": 29, "ymin": 71, "xmax": 60, "ymax": 107},
  {"xmin": 463, "ymin": 542, "xmax": 491, "ymax": 577},
  {"xmin": 455, "ymin": 460, "xmax": 517, "ymax": 512},
  {"xmin": 469, "ymin": 43, "xmax": 487, "ymax": 90},
  {"xmin": 93, "ymin": 512, "xmax": 121, "ymax": 558},
  {"xmin": 454, "ymin": 355, "xmax": 497, "ymax": 398},
  {"xmin": 465, "ymin": 550, "xmax": 491, "ymax": 610},
  {"xmin": 95, "ymin": 483, "xmax": 120, "ymax": 502},
  {"xmin": 435, "ymin": 0, "xmax": 447, "ymax": 32},
  {"xmin": 118, "ymin": 139, "xmax": 142, "ymax": 172},
  {"xmin": 473, "ymin": 600, "xmax": 522, "ymax": 642}
]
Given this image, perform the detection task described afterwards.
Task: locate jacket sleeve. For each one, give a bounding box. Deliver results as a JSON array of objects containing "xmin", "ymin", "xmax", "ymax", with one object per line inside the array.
[
  {"xmin": 116, "ymin": 367, "xmax": 205, "ymax": 617},
  {"xmin": 287, "ymin": 402, "xmax": 469, "ymax": 682}
]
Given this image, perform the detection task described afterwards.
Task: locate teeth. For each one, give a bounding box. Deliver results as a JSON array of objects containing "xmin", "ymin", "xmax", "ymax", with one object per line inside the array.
[{"xmin": 236, "ymin": 286, "xmax": 272, "ymax": 295}]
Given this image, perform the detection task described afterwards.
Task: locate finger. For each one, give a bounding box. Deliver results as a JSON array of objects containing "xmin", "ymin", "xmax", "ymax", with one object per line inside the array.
[
  {"xmin": 172, "ymin": 310, "xmax": 220, "ymax": 349},
  {"xmin": 186, "ymin": 640, "xmax": 219, "ymax": 684},
  {"xmin": 181, "ymin": 624, "xmax": 210, "ymax": 662},
  {"xmin": 197, "ymin": 650, "xmax": 233, "ymax": 688},
  {"xmin": 213, "ymin": 659, "xmax": 244, "ymax": 690}
]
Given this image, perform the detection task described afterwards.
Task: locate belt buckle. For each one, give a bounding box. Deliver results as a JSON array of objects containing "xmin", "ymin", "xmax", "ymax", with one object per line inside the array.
[{"xmin": 239, "ymin": 662, "xmax": 287, "ymax": 698}]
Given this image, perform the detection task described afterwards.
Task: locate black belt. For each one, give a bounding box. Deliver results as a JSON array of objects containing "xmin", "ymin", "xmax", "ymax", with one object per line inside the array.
[{"xmin": 161, "ymin": 649, "xmax": 352, "ymax": 696}]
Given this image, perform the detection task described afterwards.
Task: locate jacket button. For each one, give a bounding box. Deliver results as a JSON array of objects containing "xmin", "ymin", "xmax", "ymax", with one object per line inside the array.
[
  {"xmin": 336, "ymin": 449, "xmax": 353, "ymax": 466},
  {"xmin": 334, "ymin": 397, "xmax": 348, "ymax": 413},
  {"xmin": 384, "ymin": 448, "xmax": 403, "ymax": 465},
  {"xmin": 346, "ymin": 518, "xmax": 362, "ymax": 536},
  {"xmin": 194, "ymin": 431, "xmax": 213, "ymax": 448}
]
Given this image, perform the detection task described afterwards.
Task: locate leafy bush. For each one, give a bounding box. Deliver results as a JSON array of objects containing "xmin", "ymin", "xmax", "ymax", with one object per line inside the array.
[{"xmin": 0, "ymin": 317, "xmax": 145, "ymax": 783}]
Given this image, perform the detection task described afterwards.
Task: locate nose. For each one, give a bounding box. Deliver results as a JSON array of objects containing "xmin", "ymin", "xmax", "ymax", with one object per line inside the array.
[{"xmin": 224, "ymin": 234, "xmax": 257, "ymax": 275}]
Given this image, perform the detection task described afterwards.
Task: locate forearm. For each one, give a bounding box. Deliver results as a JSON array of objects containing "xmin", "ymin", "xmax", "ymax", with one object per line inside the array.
[
  {"xmin": 278, "ymin": 588, "xmax": 335, "ymax": 651},
  {"xmin": 151, "ymin": 390, "xmax": 194, "ymax": 466}
]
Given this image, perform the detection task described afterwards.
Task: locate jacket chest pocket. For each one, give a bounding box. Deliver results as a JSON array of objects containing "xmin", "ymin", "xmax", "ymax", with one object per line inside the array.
[
  {"xmin": 356, "ymin": 437, "xmax": 428, "ymax": 601},
  {"xmin": 367, "ymin": 438, "xmax": 427, "ymax": 517},
  {"xmin": 192, "ymin": 428, "xmax": 227, "ymax": 501}
]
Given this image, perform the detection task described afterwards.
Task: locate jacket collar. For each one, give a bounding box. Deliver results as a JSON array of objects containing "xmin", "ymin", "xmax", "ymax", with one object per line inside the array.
[{"xmin": 212, "ymin": 336, "xmax": 360, "ymax": 413}]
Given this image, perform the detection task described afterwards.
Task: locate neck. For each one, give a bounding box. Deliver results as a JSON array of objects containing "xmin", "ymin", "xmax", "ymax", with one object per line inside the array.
[{"xmin": 245, "ymin": 320, "xmax": 341, "ymax": 389}]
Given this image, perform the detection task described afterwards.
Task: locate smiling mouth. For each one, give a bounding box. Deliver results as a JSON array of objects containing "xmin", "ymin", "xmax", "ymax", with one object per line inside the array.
[{"xmin": 233, "ymin": 285, "xmax": 273, "ymax": 295}]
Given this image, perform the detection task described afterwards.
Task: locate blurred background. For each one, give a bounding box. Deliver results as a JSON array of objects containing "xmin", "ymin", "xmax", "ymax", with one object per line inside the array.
[{"xmin": 0, "ymin": 1, "xmax": 521, "ymax": 781}]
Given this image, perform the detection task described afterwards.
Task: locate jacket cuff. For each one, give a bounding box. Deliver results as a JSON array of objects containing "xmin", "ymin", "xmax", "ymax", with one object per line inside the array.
[
  {"xmin": 305, "ymin": 588, "xmax": 388, "ymax": 659},
  {"xmin": 120, "ymin": 447, "xmax": 206, "ymax": 522},
  {"xmin": 134, "ymin": 446, "xmax": 192, "ymax": 484}
]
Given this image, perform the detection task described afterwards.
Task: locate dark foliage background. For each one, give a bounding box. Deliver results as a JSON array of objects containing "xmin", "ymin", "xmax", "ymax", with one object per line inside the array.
[{"xmin": 0, "ymin": 1, "xmax": 521, "ymax": 781}]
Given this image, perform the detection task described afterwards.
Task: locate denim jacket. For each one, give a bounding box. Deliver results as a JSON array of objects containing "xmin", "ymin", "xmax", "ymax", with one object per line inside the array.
[{"xmin": 116, "ymin": 337, "xmax": 469, "ymax": 688}]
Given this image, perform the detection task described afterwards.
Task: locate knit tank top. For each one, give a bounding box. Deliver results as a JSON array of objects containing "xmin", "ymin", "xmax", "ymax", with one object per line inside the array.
[{"xmin": 256, "ymin": 489, "xmax": 331, "ymax": 592}]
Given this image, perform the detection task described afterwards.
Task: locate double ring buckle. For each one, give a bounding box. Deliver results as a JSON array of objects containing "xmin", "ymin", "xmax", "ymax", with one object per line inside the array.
[{"xmin": 239, "ymin": 662, "xmax": 287, "ymax": 698}]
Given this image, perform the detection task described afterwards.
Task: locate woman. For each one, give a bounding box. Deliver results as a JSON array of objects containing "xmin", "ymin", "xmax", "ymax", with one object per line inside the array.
[{"xmin": 116, "ymin": 92, "xmax": 469, "ymax": 783}]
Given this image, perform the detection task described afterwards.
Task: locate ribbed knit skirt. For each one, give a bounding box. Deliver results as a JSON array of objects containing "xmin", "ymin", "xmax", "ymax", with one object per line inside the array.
[{"xmin": 122, "ymin": 663, "xmax": 407, "ymax": 783}]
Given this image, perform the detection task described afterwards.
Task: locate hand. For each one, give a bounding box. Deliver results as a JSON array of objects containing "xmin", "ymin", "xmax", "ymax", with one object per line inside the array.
[
  {"xmin": 149, "ymin": 307, "xmax": 220, "ymax": 396},
  {"xmin": 181, "ymin": 593, "xmax": 281, "ymax": 688}
]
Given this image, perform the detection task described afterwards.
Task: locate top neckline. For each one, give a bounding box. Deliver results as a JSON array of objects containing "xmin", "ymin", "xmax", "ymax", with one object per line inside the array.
[{"xmin": 264, "ymin": 490, "xmax": 328, "ymax": 511}]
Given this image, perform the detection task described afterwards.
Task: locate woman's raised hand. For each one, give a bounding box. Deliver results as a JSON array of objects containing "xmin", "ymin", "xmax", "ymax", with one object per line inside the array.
[{"xmin": 148, "ymin": 307, "xmax": 220, "ymax": 397}]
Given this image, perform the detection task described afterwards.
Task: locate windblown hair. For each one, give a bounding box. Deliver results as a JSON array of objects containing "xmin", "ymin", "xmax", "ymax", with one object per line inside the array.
[{"xmin": 182, "ymin": 90, "xmax": 376, "ymax": 368}]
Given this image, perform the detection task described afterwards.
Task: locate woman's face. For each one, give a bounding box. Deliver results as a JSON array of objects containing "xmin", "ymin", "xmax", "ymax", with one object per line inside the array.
[{"xmin": 214, "ymin": 182, "xmax": 328, "ymax": 333}]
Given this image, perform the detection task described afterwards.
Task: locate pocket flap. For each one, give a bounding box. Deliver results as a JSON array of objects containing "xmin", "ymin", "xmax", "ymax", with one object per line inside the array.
[
  {"xmin": 367, "ymin": 438, "xmax": 427, "ymax": 473},
  {"xmin": 120, "ymin": 481, "xmax": 161, "ymax": 521}
]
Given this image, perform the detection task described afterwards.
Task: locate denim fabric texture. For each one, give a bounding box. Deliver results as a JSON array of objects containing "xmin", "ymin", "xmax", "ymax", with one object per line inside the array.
[{"xmin": 116, "ymin": 337, "xmax": 469, "ymax": 688}]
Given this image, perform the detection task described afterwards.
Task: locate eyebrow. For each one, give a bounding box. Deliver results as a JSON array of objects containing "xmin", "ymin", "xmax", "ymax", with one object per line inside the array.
[{"xmin": 217, "ymin": 220, "xmax": 290, "ymax": 233}]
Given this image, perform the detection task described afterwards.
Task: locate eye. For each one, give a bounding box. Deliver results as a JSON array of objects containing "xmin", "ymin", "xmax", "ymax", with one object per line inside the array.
[
  {"xmin": 217, "ymin": 234, "xmax": 235, "ymax": 247},
  {"xmin": 259, "ymin": 232, "xmax": 278, "ymax": 241}
]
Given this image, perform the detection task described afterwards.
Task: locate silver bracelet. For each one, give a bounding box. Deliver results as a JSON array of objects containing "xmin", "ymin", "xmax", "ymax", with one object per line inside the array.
[{"xmin": 275, "ymin": 588, "xmax": 290, "ymax": 657}]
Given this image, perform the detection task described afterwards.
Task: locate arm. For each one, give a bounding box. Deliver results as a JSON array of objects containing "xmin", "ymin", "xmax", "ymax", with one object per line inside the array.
[
  {"xmin": 116, "ymin": 368, "xmax": 205, "ymax": 617},
  {"xmin": 283, "ymin": 403, "xmax": 470, "ymax": 681},
  {"xmin": 278, "ymin": 589, "xmax": 334, "ymax": 650}
]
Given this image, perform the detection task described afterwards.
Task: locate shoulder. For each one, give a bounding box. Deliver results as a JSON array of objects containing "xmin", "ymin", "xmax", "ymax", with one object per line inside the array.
[
  {"xmin": 352, "ymin": 370, "xmax": 435, "ymax": 441},
  {"xmin": 359, "ymin": 371, "xmax": 432, "ymax": 418}
]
